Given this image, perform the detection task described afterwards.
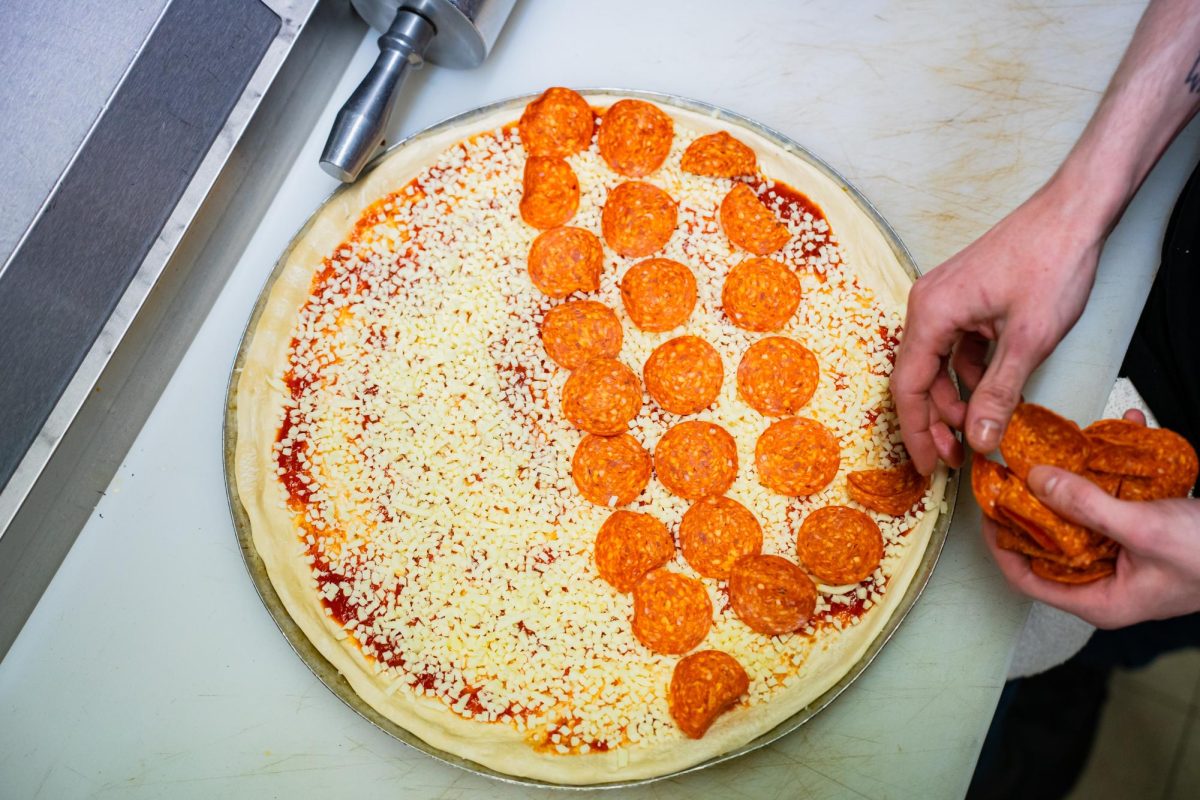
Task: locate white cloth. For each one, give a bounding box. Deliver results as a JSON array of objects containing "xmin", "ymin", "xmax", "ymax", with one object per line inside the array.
[{"xmin": 1007, "ymin": 603, "xmax": 1095, "ymax": 679}]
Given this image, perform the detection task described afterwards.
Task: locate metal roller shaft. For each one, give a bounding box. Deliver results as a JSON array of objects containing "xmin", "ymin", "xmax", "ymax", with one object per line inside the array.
[{"xmin": 319, "ymin": 9, "xmax": 436, "ymax": 182}]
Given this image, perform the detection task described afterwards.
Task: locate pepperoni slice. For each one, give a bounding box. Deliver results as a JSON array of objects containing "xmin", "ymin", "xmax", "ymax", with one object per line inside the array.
[
  {"xmin": 597, "ymin": 99, "xmax": 674, "ymax": 177},
  {"xmin": 1083, "ymin": 419, "xmax": 1143, "ymax": 442},
  {"xmin": 527, "ymin": 227, "xmax": 604, "ymax": 298},
  {"xmin": 755, "ymin": 417, "xmax": 840, "ymax": 497},
  {"xmin": 631, "ymin": 569, "xmax": 712, "ymax": 655},
  {"xmin": 561, "ymin": 358, "xmax": 642, "ymax": 435},
  {"xmin": 728, "ymin": 554, "xmax": 817, "ymax": 635},
  {"xmin": 736, "ymin": 336, "xmax": 818, "ymax": 416},
  {"xmin": 1084, "ymin": 469, "xmax": 1122, "ymax": 497},
  {"xmin": 681, "ymin": 132, "xmax": 756, "ymax": 178},
  {"xmin": 971, "ymin": 456, "xmax": 1009, "ymax": 522},
  {"xmin": 519, "ymin": 156, "xmax": 580, "ymax": 229},
  {"xmin": 999, "ymin": 403, "xmax": 1089, "ymax": 480},
  {"xmin": 994, "ymin": 525, "xmax": 1048, "ymax": 558},
  {"xmin": 1086, "ymin": 441, "xmax": 1159, "ymax": 479},
  {"xmin": 994, "ymin": 524, "xmax": 1112, "ymax": 569},
  {"xmin": 720, "ymin": 182, "xmax": 790, "ymax": 255},
  {"xmin": 572, "ymin": 433, "xmax": 651, "ymax": 506},
  {"xmin": 668, "ymin": 650, "xmax": 749, "ymax": 739},
  {"xmin": 721, "ymin": 257, "xmax": 801, "ymax": 332},
  {"xmin": 846, "ymin": 461, "xmax": 930, "ymax": 516},
  {"xmin": 654, "ymin": 421, "xmax": 738, "ymax": 500},
  {"xmin": 1084, "ymin": 419, "xmax": 1198, "ymax": 496},
  {"xmin": 678, "ymin": 495, "xmax": 762, "ymax": 579},
  {"xmin": 1118, "ymin": 476, "xmax": 1173, "ymax": 502},
  {"xmin": 540, "ymin": 300, "xmax": 622, "ymax": 370},
  {"xmin": 1030, "ymin": 558, "xmax": 1115, "ymax": 585},
  {"xmin": 594, "ymin": 510, "xmax": 674, "ymax": 593},
  {"xmin": 996, "ymin": 476, "xmax": 1089, "ymax": 557},
  {"xmin": 620, "ymin": 258, "xmax": 696, "ymax": 331},
  {"xmin": 643, "ymin": 336, "xmax": 724, "ymax": 416},
  {"xmin": 1083, "ymin": 419, "xmax": 1152, "ymax": 477},
  {"xmin": 992, "ymin": 480, "xmax": 1059, "ymax": 554},
  {"xmin": 796, "ymin": 505, "xmax": 883, "ymax": 585},
  {"xmin": 519, "ymin": 87, "xmax": 594, "ymax": 157},
  {"xmin": 601, "ymin": 181, "xmax": 678, "ymax": 258},
  {"xmin": 995, "ymin": 526, "xmax": 1108, "ymax": 570}
]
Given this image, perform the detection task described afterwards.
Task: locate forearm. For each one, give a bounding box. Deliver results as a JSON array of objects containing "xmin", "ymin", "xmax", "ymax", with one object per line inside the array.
[
  {"xmin": 893, "ymin": 1, "xmax": 1200, "ymax": 470},
  {"xmin": 1049, "ymin": 0, "xmax": 1200, "ymax": 234}
]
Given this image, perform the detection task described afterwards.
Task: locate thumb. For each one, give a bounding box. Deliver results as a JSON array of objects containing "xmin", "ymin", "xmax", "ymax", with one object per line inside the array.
[
  {"xmin": 964, "ymin": 330, "xmax": 1046, "ymax": 452},
  {"xmin": 1026, "ymin": 466, "xmax": 1144, "ymax": 547}
]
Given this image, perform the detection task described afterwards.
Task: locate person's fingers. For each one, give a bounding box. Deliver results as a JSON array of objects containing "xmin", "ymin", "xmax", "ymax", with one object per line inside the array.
[
  {"xmin": 892, "ymin": 311, "xmax": 962, "ymax": 475},
  {"xmin": 930, "ymin": 415, "xmax": 964, "ymax": 468},
  {"xmin": 930, "ymin": 366, "xmax": 966, "ymax": 431},
  {"xmin": 950, "ymin": 333, "xmax": 989, "ymax": 393},
  {"xmin": 963, "ymin": 323, "xmax": 1053, "ymax": 453},
  {"xmin": 1122, "ymin": 408, "xmax": 1147, "ymax": 426},
  {"xmin": 1026, "ymin": 466, "xmax": 1149, "ymax": 548},
  {"xmin": 894, "ymin": 396, "xmax": 939, "ymax": 477}
]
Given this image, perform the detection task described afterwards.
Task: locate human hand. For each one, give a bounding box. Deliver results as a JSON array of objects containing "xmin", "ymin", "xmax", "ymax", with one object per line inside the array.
[
  {"xmin": 892, "ymin": 180, "xmax": 1109, "ymax": 474},
  {"xmin": 982, "ymin": 409, "xmax": 1200, "ymax": 628}
]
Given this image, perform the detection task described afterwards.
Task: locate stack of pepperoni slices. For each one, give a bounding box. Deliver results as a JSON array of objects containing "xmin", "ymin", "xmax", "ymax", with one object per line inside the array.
[{"xmin": 974, "ymin": 403, "xmax": 1198, "ymax": 584}]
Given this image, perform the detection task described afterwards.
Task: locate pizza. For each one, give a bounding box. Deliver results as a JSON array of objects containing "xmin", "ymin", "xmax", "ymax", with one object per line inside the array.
[{"xmin": 232, "ymin": 88, "xmax": 949, "ymax": 784}]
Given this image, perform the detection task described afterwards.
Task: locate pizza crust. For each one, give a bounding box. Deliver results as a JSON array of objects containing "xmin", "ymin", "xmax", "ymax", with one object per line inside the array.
[{"xmin": 233, "ymin": 93, "xmax": 946, "ymax": 785}]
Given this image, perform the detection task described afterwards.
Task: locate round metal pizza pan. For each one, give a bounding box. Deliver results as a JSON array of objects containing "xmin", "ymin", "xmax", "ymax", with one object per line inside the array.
[{"xmin": 223, "ymin": 88, "xmax": 960, "ymax": 790}]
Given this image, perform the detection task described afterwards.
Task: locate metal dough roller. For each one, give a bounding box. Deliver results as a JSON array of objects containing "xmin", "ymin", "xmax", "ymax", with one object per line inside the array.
[{"xmin": 320, "ymin": 0, "xmax": 517, "ymax": 182}]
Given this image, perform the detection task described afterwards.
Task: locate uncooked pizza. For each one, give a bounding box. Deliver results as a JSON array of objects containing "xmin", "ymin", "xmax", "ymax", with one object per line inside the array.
[{"xmin": 233, "ymin": 88, "xmax": 948, "ymax": 784}]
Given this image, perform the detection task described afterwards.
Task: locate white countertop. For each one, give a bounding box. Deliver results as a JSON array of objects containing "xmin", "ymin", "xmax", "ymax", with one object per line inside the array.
[{"xmin": 4, "ymin": 1, "xmax": 1199, "ymax": 797}]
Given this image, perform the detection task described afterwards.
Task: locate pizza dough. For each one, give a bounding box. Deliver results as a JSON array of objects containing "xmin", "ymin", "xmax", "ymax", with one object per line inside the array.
[{"xmin": 232, "ymin": 91, "xmax": 948, "ymax": 785}]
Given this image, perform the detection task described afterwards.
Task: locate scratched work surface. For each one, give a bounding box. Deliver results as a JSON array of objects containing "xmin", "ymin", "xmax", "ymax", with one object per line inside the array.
[{"xmin": 3, "ymin": 1, "xmax": 1199, "ymax": 798}]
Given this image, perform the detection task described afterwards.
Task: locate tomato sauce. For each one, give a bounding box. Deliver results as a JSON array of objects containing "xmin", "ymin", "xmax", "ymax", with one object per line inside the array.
[
  {"xmin": 275, "ymin": 413, "xmax": 312, "ymax": 507},
  {"xmin": 744, "ymin": 176, "xmax": 827, "ymax": 227}
]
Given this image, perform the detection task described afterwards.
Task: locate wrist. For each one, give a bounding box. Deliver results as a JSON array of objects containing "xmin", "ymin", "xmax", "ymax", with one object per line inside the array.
[{"xmin": 1039, "ymin": 149, "xmax": 1132, "ymax": 244}]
